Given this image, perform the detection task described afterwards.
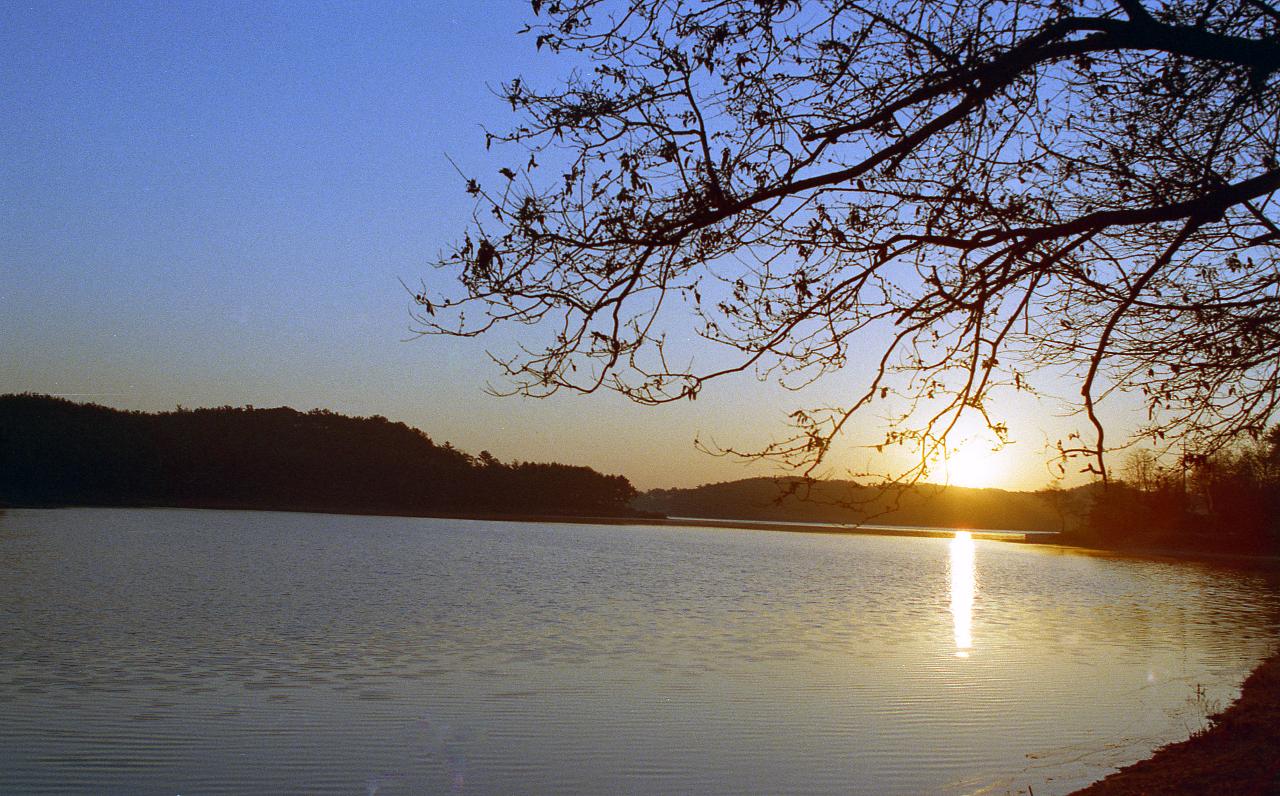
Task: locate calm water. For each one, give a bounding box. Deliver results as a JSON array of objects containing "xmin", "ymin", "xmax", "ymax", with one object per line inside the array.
[{"xmin": 1, "ymin": 509, "xmax": 1276, "ymax": 795}]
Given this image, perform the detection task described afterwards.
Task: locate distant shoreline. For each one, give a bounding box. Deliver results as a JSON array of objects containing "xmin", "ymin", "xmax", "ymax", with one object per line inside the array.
[
  {"xmin": 2, "ymin": 501, "xmax": 1026, "ymax": 538},
  {"xmin": 1, "ymin": 500, "xmax": 661, "ymax": 525},
  {"xmin": 10, "ymin": 502, "xmax": 1280, "ymax": 569}
]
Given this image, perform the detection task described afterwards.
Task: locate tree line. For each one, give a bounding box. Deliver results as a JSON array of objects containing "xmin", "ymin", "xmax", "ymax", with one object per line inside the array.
[
  {"xmin": 635, "ymin": 477, "xmax": 1061, "ymax": 533},
  {"xmin": 0, "ymin": 394, "xmax": 638, "ymax": 517},
  {"xmin": 1062, "ymin": 429, "xmax": 1280, "ymax": 555},
  {"xmin": 636, "ymin": 439, "xmax": 1280, "ymax": 555}
]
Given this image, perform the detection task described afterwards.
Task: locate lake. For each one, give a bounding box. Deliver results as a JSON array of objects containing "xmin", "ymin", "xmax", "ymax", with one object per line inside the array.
[{"xmin": 1, "ymin": 508, "xmax": 1276, "ymax": 795}]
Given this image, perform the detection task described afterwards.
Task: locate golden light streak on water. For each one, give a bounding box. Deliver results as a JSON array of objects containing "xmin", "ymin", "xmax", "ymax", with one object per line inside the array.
[{"xmin": 950, "ymin": 531, "xmax": 975, "ymax": 658}]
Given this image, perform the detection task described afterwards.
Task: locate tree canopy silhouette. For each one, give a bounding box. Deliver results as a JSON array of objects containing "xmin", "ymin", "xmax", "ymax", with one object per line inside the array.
[
  {"xmin": 0, "ymin": 394, "xmax": 638, "ymax": 517},
  {"xmin": 417, "ymin": 0, "xmax": 1280, "ymax": 482}
]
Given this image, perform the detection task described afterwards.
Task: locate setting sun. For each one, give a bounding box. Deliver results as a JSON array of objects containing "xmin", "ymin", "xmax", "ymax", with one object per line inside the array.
[
  {"xmin": 933, "ymin": 415, "xmax": 1012, "ymax": 489},
  {"xmin": 942, "ymin": 443, "xmax": 1010, "ymax": 489},
  {"xmin": 5, "ymin": 1, "xmax": 1279, "ymax": 793}
]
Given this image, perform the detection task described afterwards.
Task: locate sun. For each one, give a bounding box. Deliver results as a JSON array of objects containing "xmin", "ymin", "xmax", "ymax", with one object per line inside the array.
[{"xmin": 940, "ymin": 440, "xmax": 1009, "ymax": 489}]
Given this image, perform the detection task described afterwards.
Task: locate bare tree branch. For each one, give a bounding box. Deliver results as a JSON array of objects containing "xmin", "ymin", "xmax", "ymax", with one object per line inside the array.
[{"xmin": 418, "ymin": 0, "xmax": 1280, "ymax": 483}]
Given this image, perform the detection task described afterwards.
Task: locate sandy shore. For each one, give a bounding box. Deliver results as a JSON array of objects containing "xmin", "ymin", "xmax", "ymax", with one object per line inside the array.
[{"xmin": 1070, "ymin": 651, "xmax": 1280, "ymax": 795}]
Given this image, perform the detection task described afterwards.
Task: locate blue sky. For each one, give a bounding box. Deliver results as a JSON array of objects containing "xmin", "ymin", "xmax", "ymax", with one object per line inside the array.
[{"xmin": 1, "ymin": 1, "xmax": 1107, "ymax": 490}]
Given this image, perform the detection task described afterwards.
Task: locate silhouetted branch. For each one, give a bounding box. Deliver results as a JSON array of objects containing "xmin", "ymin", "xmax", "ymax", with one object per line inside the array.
[{"xmin": 418, "ymin": 0, "xmax": 1280, "ymax": 483}]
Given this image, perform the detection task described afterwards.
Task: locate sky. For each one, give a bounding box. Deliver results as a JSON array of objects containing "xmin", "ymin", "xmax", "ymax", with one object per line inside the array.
[{"xmin": 1, "ymin": 1, "xmax": 1124, "ymax": 491}]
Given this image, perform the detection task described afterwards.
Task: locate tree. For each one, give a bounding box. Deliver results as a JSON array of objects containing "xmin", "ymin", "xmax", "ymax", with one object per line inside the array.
[
  {"xmin": 416, "ymin": 0, "xmax": 1280, "ymax": 483},
  {"xmin": 0, "ymin": 394, "xmax": 641, "ymax": 517},
  {"xmin": 1120, "ymin": 448, "xmax": 1168, "ymax": 493}
]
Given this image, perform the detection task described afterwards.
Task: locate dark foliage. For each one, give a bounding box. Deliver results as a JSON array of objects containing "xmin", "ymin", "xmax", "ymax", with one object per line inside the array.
[
  {"xmin": 635, "ymin": 476, "xmax": 1062, "ymax": 531},
  {"xmin": 1072, "ymin": 430, "xmax": 1280, "ymax": 553},
  {"xmin": 0, "ymin": 394, "xmax": 638, "ymax": 517}
]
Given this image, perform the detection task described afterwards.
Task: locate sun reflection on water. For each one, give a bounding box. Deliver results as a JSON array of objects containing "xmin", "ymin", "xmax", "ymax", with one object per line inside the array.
[{"xmin": 950, "ymin": 531, "xmax": 975, "ymax": 657}]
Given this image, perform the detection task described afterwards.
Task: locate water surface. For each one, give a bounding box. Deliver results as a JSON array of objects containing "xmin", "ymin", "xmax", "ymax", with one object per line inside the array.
[{"xmin": 1, "ymin": 508, "xmax": 1276, "ymax": 794}]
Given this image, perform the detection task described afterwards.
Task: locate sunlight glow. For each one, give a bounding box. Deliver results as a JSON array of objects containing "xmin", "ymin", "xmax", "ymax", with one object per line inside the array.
[
  {"xmin": 926, "ymin": 412, "xmax": 1015, "ymax": 489},
  {"xmin": 949, "ymin": 531, "xmax": 975, "ymax": 658},
  {"xmin": 942, "ymin": 443, "xmax": 1008, "ymax": 489}
]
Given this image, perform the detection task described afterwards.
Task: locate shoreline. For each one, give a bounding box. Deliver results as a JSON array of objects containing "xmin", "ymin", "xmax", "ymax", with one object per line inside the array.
[
  {"xmin": 2, "ymin": 501, "xmax": 1049, "ymax": 540},
  {"xmin": 1069, "ymin": 649, "xmax": 1280, "ymax": 795},
  {"xmin": 10, "ymin": 502, "xmax": 1279, "ymax": 566}
]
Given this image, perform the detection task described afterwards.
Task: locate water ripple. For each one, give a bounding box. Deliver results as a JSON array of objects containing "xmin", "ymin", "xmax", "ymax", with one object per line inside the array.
[{"xmin": 0, "ymin": 508, "xmax": 1276, "ymax": 795}]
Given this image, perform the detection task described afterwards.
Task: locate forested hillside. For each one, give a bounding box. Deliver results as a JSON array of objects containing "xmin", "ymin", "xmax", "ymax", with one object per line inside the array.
[
  {"xmin": 638, "ymin": 457, "xmax": 1280, "ymax": 555},
  {"xmin": 0, "ymin": 394, "xmax": 637, "ymax": 517},
  {"xmin": 636, "ymin": 478, "xmax": 1062, "ymax": 532}
]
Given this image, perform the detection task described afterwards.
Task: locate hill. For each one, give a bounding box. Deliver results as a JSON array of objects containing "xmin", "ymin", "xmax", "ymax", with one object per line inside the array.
[
  {"xmin": 634, "ymin": 477, "xmax": 1065, "ymax": 532},
  {"xmin": 0, "ymin": 394, "xmax": 637, "ymax": 517}
]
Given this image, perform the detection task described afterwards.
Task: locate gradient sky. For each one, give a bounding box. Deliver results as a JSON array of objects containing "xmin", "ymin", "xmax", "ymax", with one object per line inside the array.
[{"xmin": 2, "ymin": 1, "xmax": 1129, "ymax": 491}]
